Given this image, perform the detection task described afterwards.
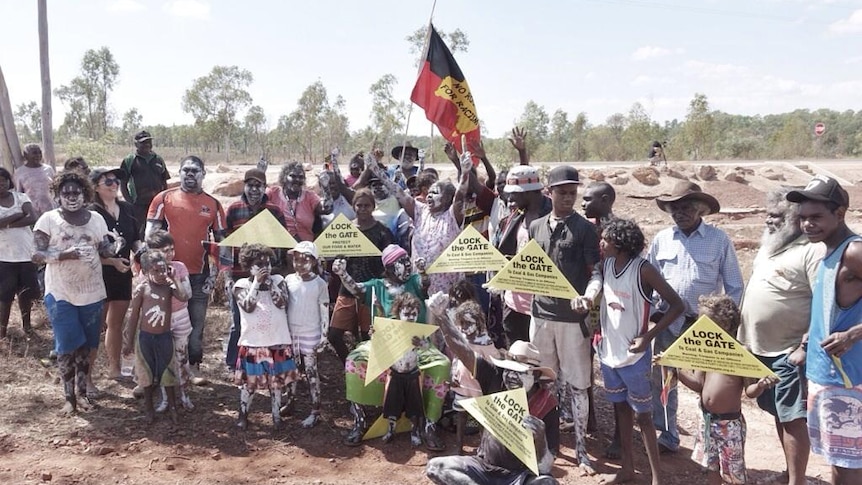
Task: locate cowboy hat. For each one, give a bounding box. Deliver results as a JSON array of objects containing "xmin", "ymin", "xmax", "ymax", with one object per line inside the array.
[
  {"xmin": 655, "ymin": 181, "xmax": 720, "ymax": 215},
  {"xmin": 490, "ymin": 340, "xmax": 556, "ymax": 381},
  {"xmin": 391, "ymin": 142, "xmax": 419, "ymax": 161}
]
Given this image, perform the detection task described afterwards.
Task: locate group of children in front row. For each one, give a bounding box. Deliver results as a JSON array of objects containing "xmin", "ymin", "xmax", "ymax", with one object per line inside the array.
[{"xmin": 123, "ymin": 219, "xmax": 774, "ymax": 484}]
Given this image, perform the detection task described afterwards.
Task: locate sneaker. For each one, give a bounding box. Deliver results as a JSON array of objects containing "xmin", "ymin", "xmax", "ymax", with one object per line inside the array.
[
  {"xmin": 410, "ymin": 427, "xmax": 423, "ymax": 447},
  {"xmin": 180, "ymin": 394, "xmax": 195, "ymax": 411},
  {"xmin": 344, "ymin": 424, "xmax": 365, "ymax": 447},
  {"xmin": 155, "ymin": 399, "xmax": 168, "ymax": 413},
  {"xmin": 424, "ymin": 422, "xmax": 445, "ymax": 451}
]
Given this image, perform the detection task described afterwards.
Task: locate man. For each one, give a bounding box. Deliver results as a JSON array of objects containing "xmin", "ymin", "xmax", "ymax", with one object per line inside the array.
[
  {"xmin": 222, "ymin": 168, "xmax": 287, "ymax": 372},
  {"xmin": 647, "ymin": 181, "xmax": 744, "ymax": 454},
  {"xmin": 388, "ymin": 142, "xmax": 420, "ymax": 190},
  {"xmin": 427, "ymin": 291, "xmax": 559, "ymax": 485},
  {"xmin": 582, "ymin": 181, "xmax": 616, "ymax": 226},
  {"xmin": 786, "ymin": 175, "xmax": 862, "ymax": 485},
  {"xmin": 121, "ymin": 130, "xmax": 169, "ymax": 238},
  {"xmin": 147, "ymin": 156, "xmax": 226, "ymax": 385},
  {"xmin": 495, "ymin": 165, "xmax": 551, "ymax": 346},
  {"xmin": 737, "ymin": 187, "xmax": 820, "ymax": 485},
  {"xmin": 529, "ymin": 165, "xmax": 601, "ymax": 473}
]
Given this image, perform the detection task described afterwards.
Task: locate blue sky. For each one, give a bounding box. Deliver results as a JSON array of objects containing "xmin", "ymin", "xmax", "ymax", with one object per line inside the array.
[{"xmin": 2, "ymin": 0, "xmax": 862, "ymax": 138}]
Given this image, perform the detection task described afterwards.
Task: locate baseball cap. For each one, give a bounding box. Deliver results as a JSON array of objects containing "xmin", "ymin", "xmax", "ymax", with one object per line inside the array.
[
  {"xmin": 786, "ymin": 175, "xmax": 849, "ymax": 207},
  {"xmin": 503, "ymin": 165, "xmax": 543, "ymax": 193},
  {"xmin": 89, "ymin": 167, "xmax": 125, "ymax": 184},
  {"xmin": 134, "ymin": 130, "xmax": 153, "ymax": 143},
  {"xmin": 243, "ymin": 168, "xmax": 267, "ymax": 185},
  {"xmin": 547, "ymin": 166, "xmax": 580, "ymax": 187},
  {"xmin": 288, "ymin": 241, "xmax": 318, "ymax": 259}
]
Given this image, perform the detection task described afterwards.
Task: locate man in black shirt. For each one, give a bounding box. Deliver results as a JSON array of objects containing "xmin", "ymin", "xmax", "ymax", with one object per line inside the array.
[{"xmin": 120, "ymin": 130, "xmax": 169, "ymax": 239}]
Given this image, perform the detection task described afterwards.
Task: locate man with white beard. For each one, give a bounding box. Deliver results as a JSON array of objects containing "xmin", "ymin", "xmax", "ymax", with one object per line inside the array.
[{"xmin": 737, "ymin": 187, "xmax": 823, "ymax": 485}]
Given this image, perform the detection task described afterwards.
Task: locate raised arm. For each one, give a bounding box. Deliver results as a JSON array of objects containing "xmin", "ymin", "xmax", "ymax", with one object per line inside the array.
[
  {"xmin": 369, "ymin": 154, "xmax": 415, "ymax": 218},
  {"xmin": 330, "ymin": 258, "xmax": 366, "ymax": 298},
  {"xmin": 508, "ymin": 127, "xmax": 530, "ymax": 165},
  {"xmin": 427, "ymin": 291, "xmax": 475, "ymax": 373}
]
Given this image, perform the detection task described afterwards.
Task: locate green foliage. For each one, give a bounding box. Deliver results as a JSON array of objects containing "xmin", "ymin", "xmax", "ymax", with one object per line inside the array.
[
  {"xmin": 61, "ymin": 138, "xmax": 111, "ymax": 167},
  {"xmin": 55, "ymin": 47, "xmax": 119, "ymax": 140},
  {"xmin": 14, "ymin": 101, "xmax": 41, "ymax": 143}
]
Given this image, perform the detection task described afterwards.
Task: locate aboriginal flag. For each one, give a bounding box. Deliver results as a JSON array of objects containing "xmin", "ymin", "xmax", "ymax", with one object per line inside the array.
[{"xmin": 410, "ymin": 24, "xmax": 480, "ymax": 153}]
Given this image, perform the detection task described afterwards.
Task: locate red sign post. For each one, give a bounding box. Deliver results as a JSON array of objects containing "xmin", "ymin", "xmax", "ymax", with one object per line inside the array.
[{"xmin": 814, "ymin": 122, "xmax": 826, "ymax": 137}]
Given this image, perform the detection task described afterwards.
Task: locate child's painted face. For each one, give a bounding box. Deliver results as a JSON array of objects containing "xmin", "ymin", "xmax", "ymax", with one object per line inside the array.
[
  {"xmin": 152, "ymin": 244, "xmax": 175, "ymax": 262},
  {"xmin": 292, "ymin": 252, "xmax": 315, "ymax": 276},
  {"xmin": 503, "ymin": 369, "xmax": 535, "ymax": 391},
  {"xmin": 148, "ymin": 260, "xmax": 170, "ymax": 285},
  {"xmin": 458, "ymin": 313, "xmax": 479, "ymax": 337},
  {"xmin": 390, "ymin": 256, "xmax": 412, "ymax": 283},
  {"xmin": 59, "ymin": 182, "xmax": 85, "ymax": 212},
  {"xmin": 398, "ymin": 304, "xmax": 420, "ymax": 322},
  {"xmin": 250, "ymin": 257, "xmax": 272, "ymax": 278}
]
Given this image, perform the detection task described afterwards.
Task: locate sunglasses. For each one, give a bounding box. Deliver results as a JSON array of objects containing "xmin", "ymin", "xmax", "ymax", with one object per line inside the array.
[{"xmin": 101, "ymin": 177, "xmax": 120, "ymax": 186}]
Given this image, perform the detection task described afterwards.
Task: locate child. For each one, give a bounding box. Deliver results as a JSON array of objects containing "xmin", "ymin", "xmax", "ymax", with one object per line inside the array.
[
  {"xmin": 232, "ymin": 243, "xmax": 297, "ymax": 430},
  {"xmin": 15, "ymin": 143, "xmax": 56, "ymax": 219},
  {"xmin": 123, "ymin": 250, "xmax": 187, "ymax": 424},
  {"xmin": 674, "ymin": 295, "xmax": 778, "ymax": 485},
  {"xmin": 284, "ymin": 241, "xmax": 329, "ymax": 428},
  {"xmin": 575, "ymin": 217, "xmax": 685, "ymax": 485},
  {"xmin": 382, "ymin": 292, "xmax": 428, "ymax": 446},
  {"xmin": 448, "ymin": 300, "xmax": 498, "ymax": 453},
  {"xmin": 145, "ymin": 230, "xmax": 195, "ymax": 412}
]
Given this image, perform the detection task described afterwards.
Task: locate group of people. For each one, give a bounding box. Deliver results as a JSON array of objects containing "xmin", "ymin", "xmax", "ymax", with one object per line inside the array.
[{"xmin": 0, "ymin": 128, "xmax": 860, "ymax": 485}]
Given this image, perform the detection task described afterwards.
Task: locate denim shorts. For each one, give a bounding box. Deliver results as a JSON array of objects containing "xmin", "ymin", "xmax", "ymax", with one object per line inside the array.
[
  {"xmin": 601, "ymin": 351, "xmax": 653, "ymax": 414},
  {"xmin": 44, "ymin": 294, "xmax": 103, "ymax": 354}
]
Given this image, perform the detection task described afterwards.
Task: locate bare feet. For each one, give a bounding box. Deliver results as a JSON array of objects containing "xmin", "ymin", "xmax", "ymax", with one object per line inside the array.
[
  {"xmin": 144, "ymin": 411, "xmax": 155, "ymax": 425},
  {"xmin": 169, "ymin": 408, "xmax": 179, "ymax": 425},
  {"xmin": 599, "ymin": 472, "xmax": 636, "ymax": 484},
  {"xmin": 60, "ymin": 401, "xmax": 76, "ymax": 416},
  {"xmin": 579, "ymin": 462, "xmax": 597, "ymax": 476}
]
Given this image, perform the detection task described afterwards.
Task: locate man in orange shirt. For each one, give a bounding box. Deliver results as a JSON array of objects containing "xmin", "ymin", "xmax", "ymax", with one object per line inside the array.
[{"xmin": 147, "ymin": 155, "xmax": 226, "ymax": 384}]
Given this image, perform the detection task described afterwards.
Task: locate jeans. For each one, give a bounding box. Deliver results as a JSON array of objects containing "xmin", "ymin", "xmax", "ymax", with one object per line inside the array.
[
  {"xmin": 187, "ymin": 273, "xmax": 210, "ymax": 366},
  {"xmin": 225, "ymin": 291, "xmax": 241, "ymax": 370}
]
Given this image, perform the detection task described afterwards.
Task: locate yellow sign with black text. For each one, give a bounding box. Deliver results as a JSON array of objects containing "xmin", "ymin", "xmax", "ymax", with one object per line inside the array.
[
  {"xmin": 460, "ymin": 388, "xmax": 539, "ymax": 476},
  {"xmin": 219, "ymin": 209, "xmax": 297, "ymax": 248},
  {"xmin": 365, "ymin": 317, "xmax": 439, "ymax": 386},
  {"xmin": 426, "ymin": 225, "xmax": 507, "ymax": 274},
  {"xmin": 656, "ymin": 315, "xmax": 776, "ymax": 378},
  {"xmin": 314, "ymin": 214, "xmax": 382, "ymax": 258},
  {"xmin": 485, "ymin": 239, "xmax": 578, "ymax": 299}
]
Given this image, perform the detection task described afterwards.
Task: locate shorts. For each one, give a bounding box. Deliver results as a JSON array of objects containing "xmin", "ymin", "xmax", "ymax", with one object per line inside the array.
[
  {"xmin": 756, "ymin": 353, "xmax": 807, "ymax": 423},
  {"xmin": 692, "ymin": 409, "xmax": 747, "ymax": 484},
  {"xmin": 44, "ymin": 294, "xmax": 103, "ymax": 354},
  {"xmin": 235, "ymin": 345, "xmax": 299, "ymax": 392},
  {"xmin": 330, "ymin": 294, "xmax": 371, "ymax": 333},
  {"xmin": 135, "ymin": 330, "xmax": 177, "ymax": 387},
  {"xmin": 600, "ymin": 352, "xmax": 653, "ymax": 414},
  {"xmin": 0, "ymin": 261, "xmax": 39, "ymax": 303},
  {"xmin": 807, "ymin": 381, "xmax": 862, "ymax": 469},
  {"xmin": 383, "ymin": 368, "xmax": 424, "ymax": 419},
  {"xmin": 530, "ymin": 316, "xmax": 591, "ymax": 389},
  {"xmin": 102, "ymin": 264, "xmax": 133, "ymax": 301}
]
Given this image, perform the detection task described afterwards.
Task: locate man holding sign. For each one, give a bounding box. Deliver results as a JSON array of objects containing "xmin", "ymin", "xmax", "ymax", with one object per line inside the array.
[
  {"xmin": 786, "ymin": 176, "xmax": 862, "ymax": 484},
  {"xmin": 528, "ymin": 165, "xmax": 601, "ymax": 474},
  {"xmin": 427, "ymin": 293, "xmax": 559, "ymax": 484}
]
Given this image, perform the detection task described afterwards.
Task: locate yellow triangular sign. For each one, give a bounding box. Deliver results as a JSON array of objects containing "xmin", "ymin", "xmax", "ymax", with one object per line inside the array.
[
  {"xmin": 218, "ymin": 209, "xmax": 298, "ymax": 248},
  {"xmin": 365, "ymin": 317, "xmax": 439, "ymax": 386},
  {"xmin": 314, "ymin": 213, "xmax": 382, "ymax": 258},
  {"xmin": 362, "ymin": 415, "xmax": 413, "ymax": 440},
  {"xmin": 460, "ymin": 388, "xmax": 539, "ymax": 476},
  {"xmin": 656, "ymin": 315, "xmax": 777, "ymax": 379},
  {"xmin": 426, "ymin": 225, "xmax": 508, "ymax": 274},
  {"xmin": 485, "ymin": 239, "xmax": 578, "ymax": 299}
]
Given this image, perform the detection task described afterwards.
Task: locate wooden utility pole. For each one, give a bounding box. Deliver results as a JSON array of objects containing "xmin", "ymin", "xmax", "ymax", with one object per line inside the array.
[
  {"xmin": 38, "ymin": 0, "xmax": 55, "ymax": 168},
  {"xmin": 0, "ymin": 65, "xmax": 24, "ymax": 172}
]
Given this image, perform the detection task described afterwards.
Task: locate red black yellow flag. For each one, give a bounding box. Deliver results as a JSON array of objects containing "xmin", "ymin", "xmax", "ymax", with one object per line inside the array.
[{"xmin": 410, "ymin": 24, "xmax": 480, "ymax": 153}]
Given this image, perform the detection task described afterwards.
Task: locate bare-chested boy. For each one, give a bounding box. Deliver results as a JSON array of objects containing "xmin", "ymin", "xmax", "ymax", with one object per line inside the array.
[
  {"xmin": 123, "ymin": 250, "xmax": 190, "ymax": 424},
  {"xmin": 672, "ymin": 295, "xmax": 778, "ymax": 484}
]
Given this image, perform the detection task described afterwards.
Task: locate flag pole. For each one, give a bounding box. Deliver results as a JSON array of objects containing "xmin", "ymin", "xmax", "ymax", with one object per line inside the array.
[{"xmin": 397, "ymin": 0, "xmax": 437, "ymax": 168}]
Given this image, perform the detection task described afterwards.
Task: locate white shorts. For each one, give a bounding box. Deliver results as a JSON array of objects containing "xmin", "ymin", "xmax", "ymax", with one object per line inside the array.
[{"xmin": 530, "ymin": 316, "xmax": 591, "ymax": 389}]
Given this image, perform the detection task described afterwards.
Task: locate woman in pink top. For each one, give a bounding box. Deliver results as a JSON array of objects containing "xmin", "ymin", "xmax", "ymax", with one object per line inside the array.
[{"xmin": 266, "ymin": 162, "xmax": 323, "ymax": 242}]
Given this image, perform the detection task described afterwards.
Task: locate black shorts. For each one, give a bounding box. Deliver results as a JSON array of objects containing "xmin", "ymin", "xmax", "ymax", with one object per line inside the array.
[
  {"xmin": 0, "ymin": 261, "xmax": 39, "ymax": 302},
  {"xmin": 383, "ymin": 368, "xmax": 424, "ymax": 420},
  {"xmin": 102, "ymin": 264, "xmax": 133, "ymax": 301}
]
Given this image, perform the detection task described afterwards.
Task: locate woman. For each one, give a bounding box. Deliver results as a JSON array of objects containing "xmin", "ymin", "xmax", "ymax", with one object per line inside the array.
[
  {"xmin": 327, "ymin": 188, "xmax": 393, "ymax": 363},
  {"xmin": 33, "ymin": 170, "xmax": 114, "ymax": 414},
  {"xmin": 266, "ymin": 161, "xmax": 323, "ymax": 242},
  {"xmin": 90, "ymin": 167, "xmax": 142, "ymax": 379},
  {"xmin": 0, "ymin": 167, "xmax": 38, "ymax": 338}
]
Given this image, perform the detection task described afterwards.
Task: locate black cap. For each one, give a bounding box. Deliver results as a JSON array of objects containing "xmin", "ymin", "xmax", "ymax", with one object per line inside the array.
[
  {"xmin": 134, "ymin": 130, "xmax": 153, "ymax": 143},
  {"xmin": 89, "ymin": 167, "xmax": 126, "ymax": 184},
  {"xmin": 547, "ymin": 165, "xmax": 580, "ymax": 187},
  {"xmin": 786, "ymin": 175, "xmax": 849, "ymax": 207}
]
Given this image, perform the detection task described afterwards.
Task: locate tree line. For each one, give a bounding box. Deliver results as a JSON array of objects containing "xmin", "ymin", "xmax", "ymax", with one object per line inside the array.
[{"xmin": 12, "ymin": 45, "xmax": 861, "ymax": 168}]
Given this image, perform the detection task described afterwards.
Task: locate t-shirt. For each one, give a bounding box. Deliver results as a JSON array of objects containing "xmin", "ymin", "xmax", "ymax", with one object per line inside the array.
[
  {"xmin": 14, "ymin": 164, "xmax": 55, "ymax": 218},
  {"xmin": 265, "ymin": 186, "xmax": 321, "ymax": 242},
  {"xmin": 147, "ymin": 188, "xmax": 226, "ymax": 274},
  {"xmin": 91, "ymin": 200, "xmax": 138, "ymax": 260},
  {"xmin": 0, "ymin": 192, "xmax": 35, "ymax": 262},
  {"xmin": 34, "ymin": 210, "xmax": 109, "ymax": 306},
  {"xmin": 361, "ymin": 274, "xmax": 427, "ymax": 323},
  {"xmin": 169, "ymin": 261, "xmax": 190, "ymax": 313},
  {"xmin": 286, "ymin": 273, "xmax": 329, "ymax": 352},
  {"xmin": 235, "ymin": 274, "xmax": 292, "ymax": 347},
  {"xmin": 339, "ymin": 221, "xmax": 393, "ymax": 297},
  {"xmin": 412, "ymin": 201, "xmax": 461, "ymax": 295},
  {"xmin": 120, "ymin": 153, "xmax": 169, "ymax": 206}
]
